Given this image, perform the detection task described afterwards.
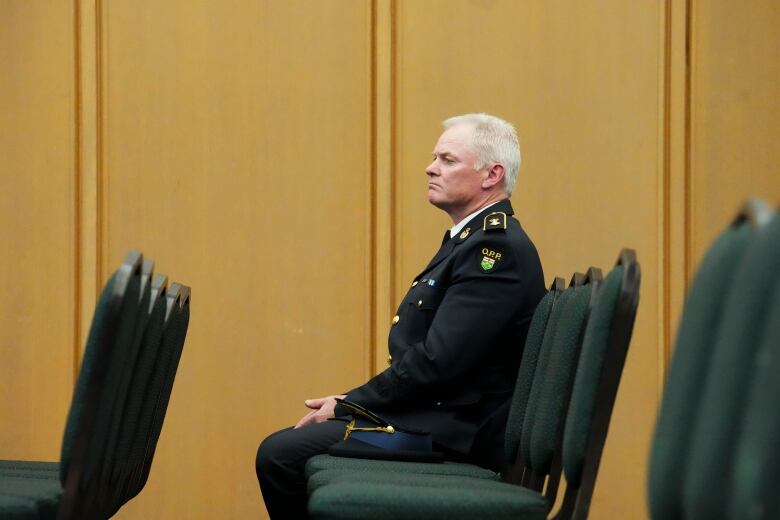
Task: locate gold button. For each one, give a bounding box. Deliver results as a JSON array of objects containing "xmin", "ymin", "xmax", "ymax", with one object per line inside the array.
[
  {"xmin": 411, "ymin": 281, "xmax": 418, "ymax": 287},
  {"xmin": 392, "ymin": 315, "xmax": 400, "ymax": 325},
  {"xmin": 417, "ymin": 299, "xmax": 423, "ymax": 307},
  {"xmin": 387, "ymin": 354, "xmax": 393, "ymax": 365}
]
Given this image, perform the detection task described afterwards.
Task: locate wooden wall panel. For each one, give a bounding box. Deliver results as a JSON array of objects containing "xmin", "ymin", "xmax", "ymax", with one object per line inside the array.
[
  {"xmin": 1, "ymin": 1, "xmax": 777, "ymax": 518},
  {"xmin": 690, "ymin": 1, "xmax": 780, "ymax": 267},
  {"xmin": 393, "ymin": 2, "xmax": 663, "ymax": 518},
  {"xmin": 96, "ymin": 2, "xmax": 373, "ymax": 518},
  {"xmin": 0, "ymin": 1, "xmax": 77, "ymax": 460}
]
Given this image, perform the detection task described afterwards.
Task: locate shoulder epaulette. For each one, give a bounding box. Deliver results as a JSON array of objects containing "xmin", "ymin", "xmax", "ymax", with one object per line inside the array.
[{"xmin": 483, "ymin": 212, "xmax": 507, "ymax": 232}]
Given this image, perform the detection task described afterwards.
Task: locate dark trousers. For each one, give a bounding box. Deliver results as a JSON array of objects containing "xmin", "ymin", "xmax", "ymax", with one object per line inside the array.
[
  {"xmin": 256, "ymin": 419, "xmax": 346, "ymax": 519},
  {"xmin": 256, "ymin": 412, "xmax": 507, "ymax": 518}
]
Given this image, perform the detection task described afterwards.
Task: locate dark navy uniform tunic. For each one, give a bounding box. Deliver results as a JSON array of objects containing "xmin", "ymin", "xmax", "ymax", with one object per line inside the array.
[{"xmin": 346, "ymin": 198, "xmax": 545, "ymax": 462}]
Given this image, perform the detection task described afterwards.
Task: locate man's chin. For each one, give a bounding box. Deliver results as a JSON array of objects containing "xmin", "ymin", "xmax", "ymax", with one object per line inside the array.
[{"xmin": 427, "ymin": 194, "xmax": 446, "ymax": 210}]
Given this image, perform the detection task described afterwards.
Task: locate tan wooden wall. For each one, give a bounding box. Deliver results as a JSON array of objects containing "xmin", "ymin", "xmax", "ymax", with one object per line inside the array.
[{"xmin": 1, "ymin": 1, "xmax": 778, "ymax": 518}]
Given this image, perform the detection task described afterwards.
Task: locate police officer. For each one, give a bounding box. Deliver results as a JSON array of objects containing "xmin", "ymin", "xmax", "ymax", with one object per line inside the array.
[{"xmin": 256, "ymin": 113, "xmax": 545, "ymax": 518}]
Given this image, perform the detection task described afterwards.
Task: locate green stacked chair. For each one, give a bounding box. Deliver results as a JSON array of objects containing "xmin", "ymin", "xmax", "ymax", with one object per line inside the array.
[
  {"xmin": 307, "ymin": 250, "xmax": 640, "ymax": 520},
  {"xmin": 647, "ymin": 200, "xmax": 770, "ymax": 520},
  {"xmin": 0, "ymin": 252, "xmax": 146, "ymax": 518},
  {"xmin": 0, "ymin": 253, "xmax": 193, "ymax": 519},
  {"xmin": 304, "ymin": 277, "xmax": 566, "ymax": 487},
  {"xmin": 682, "ymin": 208, "xmax": 780, "ymax": 519},
  {"xmin": 729, "ymin": 268, "xmax": 780, "ymax": 520}
]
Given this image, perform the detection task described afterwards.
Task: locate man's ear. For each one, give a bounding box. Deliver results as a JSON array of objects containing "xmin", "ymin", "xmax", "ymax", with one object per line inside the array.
[{"xmin": 482, "ymin": 163, "xmax": 505, "ymax": 190}]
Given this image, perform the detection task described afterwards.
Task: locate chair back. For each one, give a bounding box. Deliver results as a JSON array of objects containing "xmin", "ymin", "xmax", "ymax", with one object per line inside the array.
[
  {"xmin": 99, "ymin": 260, "xmax": 154, "ymax": 482},
  {"xmin": 647, "ymin": 215, "xmax": 758, "ymax": 520},
  {"xmin": 683, "ymin": 210, "xmax": 780, "ymax": 519},
  {"xmin": 105, "ymin": 273, "xmax": 169, "ymax": 514},
  {"xmin": 520, "ymin": 269, "xmax": 601, "ymax": 505},
  {"xmin": 503, "ymin": 277, "xmax": 565, "ymax": 469},
  {"xmin": 729, "ymin": 273, "xmax": 780, "ymax": 519},
  {"xmin": 517, "ymin": 283, "xmax": 575, "ymax": 472},
  {"xmin": 558, "ymin": 249, "xmax": 641, "ymax": 520},
  {"xmin": 128, "ymin": 282, "xmax": 191, "ymax": 499},
  {"xmin": 57, "ymin": 251, "xmax": 144, "ymax": 519}
]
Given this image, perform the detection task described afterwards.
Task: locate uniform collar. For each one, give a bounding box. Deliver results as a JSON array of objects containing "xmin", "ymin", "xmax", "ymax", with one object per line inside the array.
[
  {"xmin": 451, "ymin": 199, "xmax": 514, "ymax": 243},
  {"xmin": 450, "ymin": 201, "xmax": 502, "ymax": 238},
  {"xmin": 417, "ymin": 199, "xmax": 515, "ymax": 278}
]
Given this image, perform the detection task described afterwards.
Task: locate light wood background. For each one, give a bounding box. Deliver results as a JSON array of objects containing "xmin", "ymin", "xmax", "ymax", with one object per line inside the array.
[{"xmin": 1, "ymin": 1, "xmax": 778, "ymax": 518}]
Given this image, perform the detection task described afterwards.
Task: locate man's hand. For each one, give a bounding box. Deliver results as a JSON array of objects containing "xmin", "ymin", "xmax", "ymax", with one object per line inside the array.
[{"xmin": 294, "ymin": 394, "xmax": 347, "ymax": 429}]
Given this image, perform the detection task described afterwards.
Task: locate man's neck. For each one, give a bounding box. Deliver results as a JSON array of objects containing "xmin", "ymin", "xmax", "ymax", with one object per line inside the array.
[{"xmin": 448, "ymin": 195, "xmax": 507, "ymax": 225}]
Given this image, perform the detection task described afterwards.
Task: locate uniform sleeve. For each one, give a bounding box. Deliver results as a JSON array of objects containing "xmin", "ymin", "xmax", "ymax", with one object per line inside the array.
[{"xmin": 346, "ymin": 235, "xmax": 524, "ymax": 409}]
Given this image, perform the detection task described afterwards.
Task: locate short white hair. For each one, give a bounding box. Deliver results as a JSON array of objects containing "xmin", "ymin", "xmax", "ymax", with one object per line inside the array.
[{"xmin": 442, "ymin": 113, "xmax": 521, "ymax": 196}]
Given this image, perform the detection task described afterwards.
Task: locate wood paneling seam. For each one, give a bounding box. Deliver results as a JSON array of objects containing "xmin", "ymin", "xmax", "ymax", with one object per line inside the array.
[
  {"xmin": 95, "ymin": 0, "xmax": 104, "ymax": 290},
  {"xmin": 389, "ymin": 0, "xmax": 397, "ymax": 338},
  {"xmin": 661, "ymin": 0, "xmax": 673, "ymax": 383},
  {"xmin": 73, "ymin": 0, "xmax": 83, "ymax": 382},
  {"xmin": 369, "ymin": 0, "xmax": 377, "ymax": 377},
  {"xmin": 372, "ymin": 0, "xmax": 396, "ymax": 375},
  {"xmin": 684, "ymin": 0, "xmax": 693, "ymax": 290}
]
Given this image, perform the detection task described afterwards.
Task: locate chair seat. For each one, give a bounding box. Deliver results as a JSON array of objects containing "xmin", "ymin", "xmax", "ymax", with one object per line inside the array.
[
  {"xmin": 0, "ymin": 493, "xmax": 39, "ymax": 519},
  {"xmin": 0, "ymin": 460, "xmax": 59, "ymax": 478},
  {"xmin": 0, "ymin": 475, "xmax": 62, "ymax": 518},
  {"xmin": 308, "ymin": 473, "xmax": 548, "ymax": 520},
  {"xmin": 308, "ymin": 468, "xmax": 502, "ymax": 493},
  {"xmin": 305, "ymin": 453, "xmax": 498, "ymax": 481}
]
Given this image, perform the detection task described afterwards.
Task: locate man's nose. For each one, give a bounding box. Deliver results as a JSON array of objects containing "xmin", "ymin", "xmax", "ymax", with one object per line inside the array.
[{"xmin": 425, "ymin": 161, "xmax": 438, "ymax": 176}]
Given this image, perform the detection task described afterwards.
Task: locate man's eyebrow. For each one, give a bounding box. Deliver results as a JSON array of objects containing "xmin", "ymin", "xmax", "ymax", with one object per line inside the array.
[{"xmin": 433, "ymin": 151, "xmax": 456, "ymax": 159}]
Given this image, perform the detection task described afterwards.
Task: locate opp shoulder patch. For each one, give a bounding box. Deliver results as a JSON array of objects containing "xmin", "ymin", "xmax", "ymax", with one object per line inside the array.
[
  {"xmin": 483, "ymin": 212, "xmax": 507, "ymax": 232},
  {"xmin": 478, "ymin": 246, "xmax": 503, "ymax": 272}
]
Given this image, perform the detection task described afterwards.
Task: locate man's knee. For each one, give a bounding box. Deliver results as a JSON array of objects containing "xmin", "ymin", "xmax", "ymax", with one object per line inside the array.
[{"xmin": 257, "ymin": 428, "xmax": 287, "ymax": 474}]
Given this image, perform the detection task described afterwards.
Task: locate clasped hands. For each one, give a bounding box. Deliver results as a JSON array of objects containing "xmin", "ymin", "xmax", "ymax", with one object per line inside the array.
[{"xmin": 294, "ymin": 394, "xmax": 346, "ymax": 429}]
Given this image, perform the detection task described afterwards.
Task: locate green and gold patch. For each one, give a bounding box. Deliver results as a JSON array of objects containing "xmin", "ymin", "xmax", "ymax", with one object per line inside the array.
[{"xmin": 479, "ymin": 247, "xmax": 502, "ymax": 271}]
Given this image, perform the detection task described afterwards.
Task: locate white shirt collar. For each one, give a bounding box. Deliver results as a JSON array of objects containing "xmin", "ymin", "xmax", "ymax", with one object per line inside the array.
[{"xmin": 449, "ymin": 201, "xmax": 502, "ymax": 238}]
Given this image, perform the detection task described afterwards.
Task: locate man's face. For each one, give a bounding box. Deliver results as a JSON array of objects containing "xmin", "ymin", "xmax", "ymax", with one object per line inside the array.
[{"xmin": 425, "ymin": 124, "xmax": 485, "ymax": 216}]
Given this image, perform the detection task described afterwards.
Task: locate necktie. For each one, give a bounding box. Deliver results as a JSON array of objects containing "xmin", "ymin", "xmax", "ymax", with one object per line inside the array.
[{"xmin": 442, "ymin": 229, "xmax": 451, "ymax": 246}]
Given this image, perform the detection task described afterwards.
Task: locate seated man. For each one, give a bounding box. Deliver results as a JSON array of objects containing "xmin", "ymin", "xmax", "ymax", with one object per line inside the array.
[{"xmin": 256, "ymin": 113, "xmax": 545, "ymax": 518}]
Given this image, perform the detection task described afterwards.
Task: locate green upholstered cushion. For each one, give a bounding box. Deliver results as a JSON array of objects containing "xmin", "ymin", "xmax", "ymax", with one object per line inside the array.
[
  {"xmin": 0, "ymin": 461, "xmax": 59, "ymax": 474},
  {"xmin": 683, "ymin": 214, "xmax": 780, "ymax": 519},
  {"xmin": 308, "ymin": 473, "xmax": 547, "ymax": 520},
  {"xmin": 647, "ymin": 222, "xmax": 753, "ymax": 520},
  {"xmin": 504, "ymin": 289, "xmax": 557, "ymax": 462},
  {"xmin": 519, "ymin": 287, "xmax": 574, "ymax": 467},
  {"xmin": 729, "ymin": 277, "xmax": 780, "ymax": 520},
  {"xmin": 528, "ymin": 284, "xmax": 592, "ymax": 474},
  {"xmin": 562, "ymin": 266, "xmax": 623, "ymax": 486},
  {"xmin": 0, "ymin": 475, "xmax": 62, "ymax": 518},
  {"xmin": 0, "ymin": 494, "xmax": 38, "ymax": 519},
  {"xmin": 307, "ymin": 467, "xmax": 500, "ymax": 494},
  {"xmin": 304, "ymin": 456, "xmax": 498, "ymax": 490},
  {"xmin": 0, "ymin": 467, "xmax": 59, "ymax": 482}
]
